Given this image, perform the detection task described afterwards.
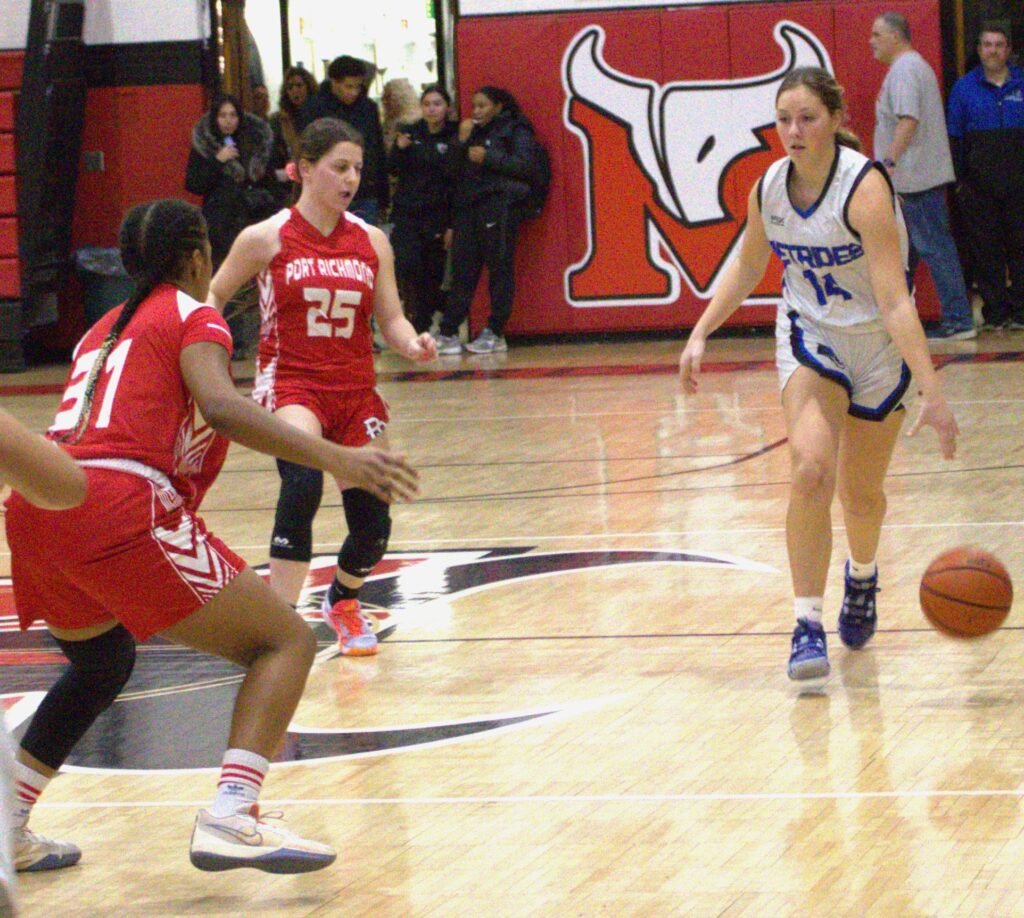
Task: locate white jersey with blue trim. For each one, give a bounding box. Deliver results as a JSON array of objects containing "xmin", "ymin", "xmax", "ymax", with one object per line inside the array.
[{"xmin": 759, "ymin": 144, "xmax": 909, "ymax": 330}]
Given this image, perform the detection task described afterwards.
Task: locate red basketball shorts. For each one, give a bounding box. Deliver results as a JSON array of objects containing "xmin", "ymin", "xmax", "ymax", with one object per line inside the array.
[
  {"xmin": 264, "ymin": 382, "xmax": 390, "ymax": 447},
  {"xmin": 5, "ymin": 465, "xmax": 246, "ymax": 641}
]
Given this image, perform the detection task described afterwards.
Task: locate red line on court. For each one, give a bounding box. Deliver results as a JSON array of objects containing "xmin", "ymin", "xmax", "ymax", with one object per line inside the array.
[{"xmin": 2, "ymin": 351, "xmax": 1021, "ymax": 395}]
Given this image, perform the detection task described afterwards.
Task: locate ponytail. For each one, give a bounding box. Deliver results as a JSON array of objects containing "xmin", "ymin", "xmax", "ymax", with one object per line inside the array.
[{"xmin": 56, "ymin": 199, "xmax": 208, "ymax": 444}]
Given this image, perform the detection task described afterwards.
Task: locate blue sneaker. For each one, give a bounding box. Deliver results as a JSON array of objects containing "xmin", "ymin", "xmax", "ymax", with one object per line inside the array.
[
  {"xmin": 838, "ymin": 561, "xmax": 878, "ymax": 649},
  {"xmin": 788, "ymin": 618, "xmax": 830, "ymax": 680}
]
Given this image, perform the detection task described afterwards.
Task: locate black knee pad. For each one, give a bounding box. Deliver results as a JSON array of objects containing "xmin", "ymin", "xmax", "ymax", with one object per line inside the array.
[
  {"xmin": 20, "ymin": 625, "xmax": 136, "ymax": 770},
  {"xmin": 339, "ymin": 488, "xmax": 392, "ymax": 579},
  {"xmin": 270, "ymin": 460, "xmax": 324, "ymax": 562}
]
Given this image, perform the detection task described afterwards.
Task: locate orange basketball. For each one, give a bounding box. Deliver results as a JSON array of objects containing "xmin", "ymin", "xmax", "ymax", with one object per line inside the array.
[{"xmin": 920, "ymin": 546, "xmax": 1013, "ymax": 638}]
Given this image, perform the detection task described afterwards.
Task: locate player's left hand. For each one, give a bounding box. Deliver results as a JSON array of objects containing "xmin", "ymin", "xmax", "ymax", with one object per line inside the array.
[
  {"xmin": 907, "ymin": 391, "xmax": 959, "ymax": 459},
  {"xmin": 467, "ymin": 146, "xmax": 487, "ymax": 164},
  {"xmin": 405, "ymin": 333, "xmax": 438, "ymax": 363}
]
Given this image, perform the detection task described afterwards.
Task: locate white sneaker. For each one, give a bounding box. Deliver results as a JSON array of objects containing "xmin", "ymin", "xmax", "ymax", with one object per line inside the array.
[
  {"xmin": 433, "ymin": 334, "xmax": 462, "ymax": 356},
  {"xmin": 13, "ymin": 826, "xmax": 81, "ymax": 872},
  {"xmin": 465, "ymin": 328, "xmax": 507, "ymax": 354},
  {"xmin": 189, "ymin": 807, "xmax": 336, "ymax": 874}
]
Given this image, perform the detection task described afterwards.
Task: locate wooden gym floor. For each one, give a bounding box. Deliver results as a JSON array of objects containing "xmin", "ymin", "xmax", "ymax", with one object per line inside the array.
[{"xmin": 2, "ymin": 328, "xmax": 1024, "ymax": 917}]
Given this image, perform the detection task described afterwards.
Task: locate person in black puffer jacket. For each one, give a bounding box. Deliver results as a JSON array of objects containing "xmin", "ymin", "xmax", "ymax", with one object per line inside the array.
[
  {"xmin": 436, "ymin": 86, "xmax": 537, "ymax": 355},
  {"xmin": 300, "ymin": 56, "xmax": 389, "ymax": 225},
  {"xmin": 185, "ymin": 95, "xmax": 274, "ymax": 357},
  {"xmin": 387, "ymin": 85, "xmax": 457, "ymax": 334},
  {"xmin": 185, "ymin": 95, "xmax": 275, "ymax": 267}
]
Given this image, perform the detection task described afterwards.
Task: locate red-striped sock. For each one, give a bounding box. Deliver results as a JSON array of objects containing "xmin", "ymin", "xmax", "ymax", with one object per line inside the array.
[
  {"xmin": 12, "ymin": 760, "xmax": 50, "ymax": 828},
  {"xmin": 210, "ymin": 749, "xmax": 269, "ymax": 817}
]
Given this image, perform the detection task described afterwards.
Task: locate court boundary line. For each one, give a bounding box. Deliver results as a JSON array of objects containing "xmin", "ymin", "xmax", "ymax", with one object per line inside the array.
[{"xmin": 35, "ymin": 786, "xmax": 1024, "ymax": 809}]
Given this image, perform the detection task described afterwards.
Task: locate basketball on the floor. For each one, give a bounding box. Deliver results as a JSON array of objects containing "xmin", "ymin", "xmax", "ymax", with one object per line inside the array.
[{"xmin": 920, "ymin": 546, "xmax": 1013, "ymax": 638}]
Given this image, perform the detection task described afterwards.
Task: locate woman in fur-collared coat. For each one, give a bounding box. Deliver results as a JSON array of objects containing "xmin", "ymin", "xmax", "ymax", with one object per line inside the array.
[{"xmin": 185, "ymin": 95, "xmax": 274, "ymax": 266}]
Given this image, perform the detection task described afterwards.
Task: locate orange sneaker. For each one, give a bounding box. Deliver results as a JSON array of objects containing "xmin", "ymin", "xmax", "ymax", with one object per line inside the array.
[{"xmin": 320, "ymin": 596, "xmax": 378, "ymax": 656}]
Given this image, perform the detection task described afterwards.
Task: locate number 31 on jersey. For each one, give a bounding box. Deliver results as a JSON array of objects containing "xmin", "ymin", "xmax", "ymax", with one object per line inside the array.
[{"xmin": 305, "ymin": 288, "xmax": 359, "ymax": 338}]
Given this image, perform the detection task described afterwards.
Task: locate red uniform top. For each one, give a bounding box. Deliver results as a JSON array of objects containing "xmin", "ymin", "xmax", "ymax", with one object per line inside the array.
[
  {"xmin": 253, "ymin": 207, "xmax": 379, "ymax": 409},
  {"xmin": 47, "ymin": 284, "xmax": 234, "ymax": 510}
]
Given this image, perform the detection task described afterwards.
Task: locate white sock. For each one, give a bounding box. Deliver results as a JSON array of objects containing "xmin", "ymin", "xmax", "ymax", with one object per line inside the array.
[
  {"xmin": 795, "ymin": 597, "xmax": 824, "ymax": 624},
  {"xmin": 12, "ymin": 760, "xmax": 51, "ymax": 829},
  {"xmin": 848, "ymin": 558, "xmax": 877, "ymax": 581},
  {"xmin": 210, "ymin": 749, "xmax": 269, "ymax": 818}
]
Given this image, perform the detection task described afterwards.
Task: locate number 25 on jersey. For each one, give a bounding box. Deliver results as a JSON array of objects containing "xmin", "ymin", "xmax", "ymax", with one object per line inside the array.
[
  {"xmin": 306, "ymin": 288, "xmax": 359, "ymax": 338},
  {"xmin": 50, "ymin": 339, "xmax": 133, "ymax": 433}
]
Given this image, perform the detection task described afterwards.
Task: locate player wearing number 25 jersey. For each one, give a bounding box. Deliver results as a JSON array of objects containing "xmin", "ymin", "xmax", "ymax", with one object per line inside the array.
[
  {"xmin": 209, "ymin": 118, "xmax": 437, "ymax": 656},
  {"xmin": 252, "ymin": 205, "xmax": 383, "ymax": 443}
]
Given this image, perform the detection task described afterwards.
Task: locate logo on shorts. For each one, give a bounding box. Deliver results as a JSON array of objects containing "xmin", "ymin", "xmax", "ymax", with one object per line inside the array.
[{"xmin": 364, "ymin": 417, "xmax": 386, "ymax": 439}]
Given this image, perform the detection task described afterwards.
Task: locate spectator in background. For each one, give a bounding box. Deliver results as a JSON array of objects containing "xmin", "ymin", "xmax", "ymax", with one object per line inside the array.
[
  {"xmin": 871, "ymin": 12, "xmax": 977, "ymax": 340},
  {"xmin": 388, "ymin": 85, "xmax": 457, "ymax": 334},
  {"xmin": 251, "ymin": 83, "xmax": 271, "ymax": 122},
  {"xmin": 301, "ymin": 55, "xmax": 389, "ymax": 225},
  {"xmin": 381, "ymin": 79, "xmax": 422, "ymax": 152},
  {"xmin": 947, "ymin": 26, "xmax": 1024, "ymax": 330},
  {"xmin": 185, "ymin": 95, "xmax": 274, "ymax": 267},
  {"xmin": 436, "ymin": 86, "xmax": 537, "ymax": 355},
  {"xmin": 269, "ymin": 65, "xmax": 318, "ymax": 204},
  {"xmin": 185, "ymin": 95, "xmax": 274, "ymax": 356}
]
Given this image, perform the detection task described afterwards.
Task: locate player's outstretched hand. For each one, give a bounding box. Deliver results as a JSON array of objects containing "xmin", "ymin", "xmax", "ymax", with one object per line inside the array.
[
  {"xmin": 333, "ymin": 447, "xmax": 420, "ymax": 504},
  {"xmin": 906, "ymin": 391, "xmax": 959, "ymax": 459},
  {"xmin": 405, "ymin": 332, "xmax": 438, "ymax": 363},
  {"xmin": 679, "ymin": 336, "xmax": 705, "ymax": 394}
]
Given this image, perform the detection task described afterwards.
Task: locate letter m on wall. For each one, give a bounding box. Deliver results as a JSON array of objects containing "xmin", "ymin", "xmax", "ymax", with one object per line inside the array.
[{"xmin": 561, "ymin": 23, "xmax": 830, "ymax": 308}]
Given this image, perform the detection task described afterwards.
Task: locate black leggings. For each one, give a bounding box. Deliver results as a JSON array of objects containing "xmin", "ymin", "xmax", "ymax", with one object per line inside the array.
[{"xmin": 392, "ymin": 215, "xmax": 448, "ymax": 334}]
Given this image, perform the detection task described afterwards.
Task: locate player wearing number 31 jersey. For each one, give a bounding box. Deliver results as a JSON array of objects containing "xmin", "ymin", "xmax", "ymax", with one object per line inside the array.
[
  {"xmin": 679, "ymin": 68, "xmax": 958, "ymax": 684},
  {"xmin": 210, "ymin": 117, "xmax": 437, "ymax": 656},
  {"xmin": 4, "ymin": 199, "xmax": 419, "ymax": 876}
]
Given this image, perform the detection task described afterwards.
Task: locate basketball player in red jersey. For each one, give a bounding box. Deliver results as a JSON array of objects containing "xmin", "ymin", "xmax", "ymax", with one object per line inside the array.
[
  {"xmin": 4, "ymin": 199, "xmax": 419, "ymax": 875},
  {"xmin": 0, "ymin": 409, "xmax": 86, "ymax": 913},
  {"xmin": 210, "ymin": 118, "xmax": 438, "ymax": 655}
]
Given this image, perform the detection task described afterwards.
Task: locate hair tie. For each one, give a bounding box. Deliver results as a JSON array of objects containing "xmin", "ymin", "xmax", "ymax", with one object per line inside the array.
[{"xmin": 285, "ymin": 161, "xmax": 299, "ymax": 182}]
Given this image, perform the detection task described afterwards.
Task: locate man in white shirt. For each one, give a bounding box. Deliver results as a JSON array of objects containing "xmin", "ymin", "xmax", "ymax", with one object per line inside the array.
[{"xmin": 872, "ymin": 11, "xmax": 977, "ymax": 340}]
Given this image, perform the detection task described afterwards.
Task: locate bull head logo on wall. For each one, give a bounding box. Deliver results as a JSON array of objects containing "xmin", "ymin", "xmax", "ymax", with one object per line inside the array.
[{"xmin": 561, "ymin": 21, "xmax": 832, "ymax": 307}]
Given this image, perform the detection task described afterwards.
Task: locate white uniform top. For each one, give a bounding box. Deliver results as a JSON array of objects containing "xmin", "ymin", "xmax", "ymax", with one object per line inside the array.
[{"xmin": 759, "ymin": 144, "xmax": 909, "ymax": 331}]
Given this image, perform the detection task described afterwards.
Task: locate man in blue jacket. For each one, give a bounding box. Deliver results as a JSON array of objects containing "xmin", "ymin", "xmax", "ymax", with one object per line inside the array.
[
  {"xmin": 947, "ymin": 25, "xmax": 1024, "ymax": 329},
  {"xmin": 300, "ymin": 55, "xmax": 389, "ymax": 225}
]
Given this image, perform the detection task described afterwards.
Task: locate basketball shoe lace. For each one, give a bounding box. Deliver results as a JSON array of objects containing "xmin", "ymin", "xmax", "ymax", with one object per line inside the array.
[
  {"xmin": 321, "ymin": 596, "xmax": 378, "ymax": 655},
  {"xmin": 838, "ymin": 562, "xmax": 879, "ymax": 649}
]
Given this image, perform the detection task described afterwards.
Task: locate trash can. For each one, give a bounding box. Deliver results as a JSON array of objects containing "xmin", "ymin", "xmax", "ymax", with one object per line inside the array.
[{"xmin": 74, "ymin": 248, "xmax": 135, "ymax": 328}]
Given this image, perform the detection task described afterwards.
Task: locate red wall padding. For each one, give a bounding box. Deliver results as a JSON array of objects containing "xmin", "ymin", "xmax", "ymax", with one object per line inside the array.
[
  {"xmin": 0, "ymin": 53, "xmax": 23, "ymax": 91},
  {"xmin": 0, "ymin": 52, "xmax": 20, "ymax": 303},
  {"xmin": 0, "ymin": 259, "xmax": 18, "ymax": 299},
  {"xmin": 0, "ymin": 134, "xmax": 13, "ymax": 173},
  {"xmin": 455, "ymin": 0, "xmax": 942, "ymax": 335},
  {"xmin": 72, "ymin": 84, "xmax": 206, "ymax": 248},
  {"xmin": 0, "ymin": 218, "xmax": 16, "ymax": 257},
  {"xmin": 0, "ymin": 175, "xmax": 14, "ymax": 216}
]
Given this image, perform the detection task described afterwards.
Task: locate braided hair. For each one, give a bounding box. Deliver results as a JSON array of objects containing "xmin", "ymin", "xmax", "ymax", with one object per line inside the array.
[{"xmin": 57, "ymin": 199, "xmax": 208, "ymax": 444}]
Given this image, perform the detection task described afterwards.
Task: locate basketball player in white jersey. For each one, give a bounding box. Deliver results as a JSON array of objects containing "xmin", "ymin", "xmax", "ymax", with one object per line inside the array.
[{"xmin": 679, "ymin": 67, "xmax": 959, "ymax": 681}]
